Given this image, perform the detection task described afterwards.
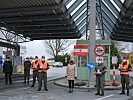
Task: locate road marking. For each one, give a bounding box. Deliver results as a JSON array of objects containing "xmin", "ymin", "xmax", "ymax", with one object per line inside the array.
[
  {"xmin": 0, "ymin": 93, "xmax": 4, "ymax": 95},
  {"xmin": 94, "ymin": 94, "xmax": 114, "ymax": 100},
  {"xmin": 22, "ymin": 87, "xmax": 30, "ymax": 90}
]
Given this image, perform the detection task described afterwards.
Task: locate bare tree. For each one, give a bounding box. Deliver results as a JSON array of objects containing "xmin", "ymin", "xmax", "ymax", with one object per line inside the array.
[
  {"xmin": 114, "ymin": 41, "xmax": 129, "ymax": 52},
  {"xmin": 43, "ymin": 39, "xmax": 75, "ymax": 58}
]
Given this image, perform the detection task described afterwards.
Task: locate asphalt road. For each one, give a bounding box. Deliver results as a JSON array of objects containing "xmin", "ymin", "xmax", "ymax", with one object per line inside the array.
[{"xmin": 0, "ymin": 67, "xmax": 133, "ymax": 100}]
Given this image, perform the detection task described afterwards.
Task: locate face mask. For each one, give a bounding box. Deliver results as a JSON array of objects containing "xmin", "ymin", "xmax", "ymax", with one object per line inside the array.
[
  {"xmin": 35, "ymin": 59, "xmax": 38, "ymax": 61},
  {"xmin": 42, "ymin": 59, "xmax": 45, "ymax": 61},
  {"xmin": 98, "ymin": 61, "xmax": 102, "ymax": 64},
  {"xmin": 6, "ymin": 59, "xmax": 9, "ymax": 61},
  {"xmin": 26, "ymin": 59, "xmax": 29, "ymax": 61},
  {"xmin": 70, "ymin": 61, "xmax": 74, "ymax": 63}
]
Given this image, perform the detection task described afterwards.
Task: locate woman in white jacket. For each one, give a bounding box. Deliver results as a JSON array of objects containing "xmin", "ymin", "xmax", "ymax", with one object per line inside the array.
[{"xmin": 66, "ymin": 58, "xmax": 77, "ymax": 93}]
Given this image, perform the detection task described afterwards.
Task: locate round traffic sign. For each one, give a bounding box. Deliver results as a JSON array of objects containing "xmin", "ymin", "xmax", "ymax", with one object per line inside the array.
[{"xmin": 94, "ymin": 44, "xmax": 105, "ymax": 56}]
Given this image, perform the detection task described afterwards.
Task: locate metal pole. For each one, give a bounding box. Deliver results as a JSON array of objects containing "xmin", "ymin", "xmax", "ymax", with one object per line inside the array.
[
  {"xmin": 86, "ymin": 0, "xmax": 89, "ymax": 40},
  {"xmin": 88, "ymin": 0, "xmax": 96, "ymax": 86}
]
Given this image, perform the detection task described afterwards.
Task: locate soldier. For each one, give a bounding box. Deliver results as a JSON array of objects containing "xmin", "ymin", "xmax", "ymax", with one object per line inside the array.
[
  {"xmin": 118, "ymin": 58, "xmax": 132, "ymax": 96},
  {"xmin": 23, "ymin": 57, "xmax": 31, "ymax": 85},
  {"xmin": 94, "ymin": 59, "xmax": 107, "ymax": 96},
  {"xmin": 31, "ymin": 56, "xmax": 39, "ymax": 87},
  {"xmin": 37, "ymin": 56, "xmax": 50, "ymax": 91}
]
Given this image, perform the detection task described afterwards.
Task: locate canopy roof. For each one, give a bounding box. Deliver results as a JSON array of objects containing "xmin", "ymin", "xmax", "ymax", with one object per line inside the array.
[{"xmin": 0, "ymin": 0, "xmax": 132, "ymax": 42}]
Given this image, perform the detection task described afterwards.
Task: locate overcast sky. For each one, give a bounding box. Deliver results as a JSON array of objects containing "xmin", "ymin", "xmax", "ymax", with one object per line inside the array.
[
  {"xmin": 22, "ymin": 40, "xmax": 75, "ymax": 60},
  {"xmin": 22, "ymin": 40, "xmax": 50, "ymax": 59}
]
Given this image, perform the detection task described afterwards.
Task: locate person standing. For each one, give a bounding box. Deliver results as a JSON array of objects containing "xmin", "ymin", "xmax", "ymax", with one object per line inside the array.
[
  {"xmin": 31, "ymin": 56, "xmax": 39, "ymax": 87},
  {"xmin": 94, "ymin": 59, "xmax": 107, "ymax": 96},
  {"xmin": 65, "ymin": 58, "xmax": 77, "ymax": 93},
  {"xmin": 23, "ymin": 57, "xmax": 31, "ymax": 85},
  {"xmin": 118, "ymin": 58, "xmax": 132, "ymax": 96},
  {"xmin": 3, "ymin": 57, "xmax": 13, "ymax": 85},
  {"xmin": 37, "ymin": 56, "xmax": 50, "ymax": 91}
]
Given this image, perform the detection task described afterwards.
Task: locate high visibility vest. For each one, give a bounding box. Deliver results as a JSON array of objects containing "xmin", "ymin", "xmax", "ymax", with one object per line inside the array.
[
  {"xmin": 120, "ymin": 63, "xmax": 129, "ymax": 75},
  {"xmin": 38, "ymin": 61, "xmax": 48, "ymax": 73},
  {"xmin": 32, "ymin": 61, "xmax": 39, "ymax": 70}
]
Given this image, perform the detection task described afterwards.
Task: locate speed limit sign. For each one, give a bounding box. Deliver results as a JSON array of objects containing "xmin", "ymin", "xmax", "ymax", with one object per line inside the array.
[{"xmin": 94, "ymin": 44, "xmax": 105, "ymax": 56}]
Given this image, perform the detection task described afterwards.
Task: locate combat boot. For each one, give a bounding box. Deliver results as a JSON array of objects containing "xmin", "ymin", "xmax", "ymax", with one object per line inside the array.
[
  {"xmin": 95, "ymin": 91, "xmax": 100, "ymax": 95},
  {"xmin": 68, "ymin": 88, "xmax": 71, "ymax": 93},
  {"xmin": 119, "ymin": 91, "xmax": 125, "ymax": 95},
  {"xmin": 100, "ymin": 92, "xmax": 104, "ymax": 96},
  {"xmin": 37, "ymin": 88, "xmax": 41, "ymax": 91},
  {"xmin": 127, "ymin": 90, "xmax": 129, "ymax": 96}
]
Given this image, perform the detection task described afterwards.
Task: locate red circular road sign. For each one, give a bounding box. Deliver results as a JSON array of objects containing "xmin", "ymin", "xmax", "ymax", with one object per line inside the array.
[{"xmin": 94, "ymin": 44, "xmax": 105, "ymax": 56}]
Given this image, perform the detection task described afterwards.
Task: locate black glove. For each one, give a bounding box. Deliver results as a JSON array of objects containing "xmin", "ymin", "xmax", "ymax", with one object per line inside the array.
[
  {"xmin": 45, "ymin": 68, "xmax": 49, "ymax": 70},
  {"xmin": 75, "ymin": 77, "xmax": 77, "ymax": 79},
  {"xmin": 65, "ymin": 76, "xmax": 67, "ymax": 78}
]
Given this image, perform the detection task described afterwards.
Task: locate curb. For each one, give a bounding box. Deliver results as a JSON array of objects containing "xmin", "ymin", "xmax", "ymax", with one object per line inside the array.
[{"xmin": 54, "ymin": 77, "xmax": 133, "ymax": 90}]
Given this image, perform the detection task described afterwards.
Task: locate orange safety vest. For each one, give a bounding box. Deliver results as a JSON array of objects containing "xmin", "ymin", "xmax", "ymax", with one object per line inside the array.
[
  {"xmin": 32, "ymin": 61, "xmax": 39, "ymax": 70},
  {"xmin": 120, "ymin": 63, "xmax": 130, "ymax": 75},
  {"xmin": 38, "ymin": 61, "xmax": 49, "ymax": 73}
]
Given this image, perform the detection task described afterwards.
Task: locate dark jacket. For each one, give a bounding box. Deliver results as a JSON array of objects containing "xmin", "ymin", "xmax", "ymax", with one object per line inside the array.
[
  {"xmin": 3, "ymin": 60, "xmax": 13, "ymax": 73},
  {"xmin": 24, "ymin": 61, "xmax": 31, "ymax": 71}
]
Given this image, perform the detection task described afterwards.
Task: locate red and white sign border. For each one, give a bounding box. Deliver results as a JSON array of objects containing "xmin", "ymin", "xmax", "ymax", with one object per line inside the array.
[{"xmin": 94, "ymin": 44, "xmax": 105, "ymax": 56}]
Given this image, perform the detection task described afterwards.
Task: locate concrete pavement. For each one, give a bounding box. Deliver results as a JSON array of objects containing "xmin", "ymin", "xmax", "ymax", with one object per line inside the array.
[{"xmin": 54, "ymin": 70, "xmax": 133, "ymax": 90}]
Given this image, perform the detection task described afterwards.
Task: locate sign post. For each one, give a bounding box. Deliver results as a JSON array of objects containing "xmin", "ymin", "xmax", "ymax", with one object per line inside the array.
[
  {"xmin": 87, "ymin": 62, "xmax": 95, "ymax": 87},
  {"xmin": 111, "ymin": 56, "xmax": 119, "ymax": 86},
  {"xmin": 0, "ymin": 56, "xmax": 2, "ymax": 70}
]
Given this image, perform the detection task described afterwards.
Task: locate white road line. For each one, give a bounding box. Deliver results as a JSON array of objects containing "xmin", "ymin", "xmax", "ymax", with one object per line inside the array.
[
  {"xmin": 0, "ymin": 93, "xmax": 4, "ymax": 95},
  {"xmin": 94, "ymin": 94, "xmax": 114, "ymax": 100},
  {"xmin": 22, "ymin": 87, "xmax": 30, "ymax": 90}
]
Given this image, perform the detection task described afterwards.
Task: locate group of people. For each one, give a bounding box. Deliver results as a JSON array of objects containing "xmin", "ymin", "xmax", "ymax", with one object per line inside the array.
[
  {"xmin": 2, "ymin": 56, "xmax": 49, "ymax": 91},
  {"xmin": 2, "ymin": 56, "xmax": 132, "ymax": 96},
  {"xmin": 94, "ymin": 57, "xmax": 132, "ymax": 96},
  {"xmin": 23, "ymin": 56, "xmax": 50, "ymax": 91}
]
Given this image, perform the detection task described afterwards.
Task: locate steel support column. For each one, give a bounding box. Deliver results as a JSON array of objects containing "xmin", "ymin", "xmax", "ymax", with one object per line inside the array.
[{"xmin": 88, "ymin": 0, "xmax": 96, "ymax": 86}]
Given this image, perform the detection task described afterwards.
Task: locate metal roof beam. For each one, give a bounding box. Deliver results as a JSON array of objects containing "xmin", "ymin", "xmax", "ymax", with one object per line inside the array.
[
  {"xmin": 101, "ymin": 1, "xmax": 118, "ymax": 23},
  {"xmin": 75, "ymin": 10, "xmax": 87, "ymax": 25},
  {"xmin": 30, "ymin": 36, "xmax": 79, "ymax": 40},
  {"xmin": 0, "ymin": 20, "xmax": 73, "ymax": 27},
  {"xmin": 20, "ymin": 29, "xmax": 77, "ymax": 34},
  {"xmin": 97, "ymin": 7, "xmax": 117, "ymax": 27},
  {"xmin": 103, "ymin": 24, "xmax": 112, "ymax": 36},
  {"xmin": 113, "ymin": 0, "xmax": 123, "ymax": 9},
  {"xmin": 77, "ymin": 18, "xmax": 86, "ymax": 30},
  {"xmin": 72, "ymin": 2, "xmax": 87, "ymax": 20},
  {"xmin": 23, "ymin": 31, "xmax": 77, "ymax": 35},
  {"xmin": 103, "ymin": 18, "xmax": 113, "ymax": 33},
  {"xmin": 0, "ymin": 0, "xmax": 68, "ymax": 14},
  {"xmin": 0, "ymin": 14, "xmax": 69, "ymax": 22},
  {"xmin": 0, "ymin": 41, "xmax": 16, "ymax": 49},
  {"xmin": 67, "ymin": 0, "xmax": 83, "ymax": 14},
  {"xmin": 8, "ymin": 25, "xmax": 76, "ymax": 31},
  {"xmin": 103, "ymin": 0, "xmax": 120, "ymax": 18},
  {"xmin": 126, "ymin": 11, "xmax": 133, "ymax": 16}
]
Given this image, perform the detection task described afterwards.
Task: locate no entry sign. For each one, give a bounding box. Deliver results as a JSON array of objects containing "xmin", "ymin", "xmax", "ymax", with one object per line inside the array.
[{"xmin": 94, "ymin": 44, "xmax": 105, "ymax": 56}]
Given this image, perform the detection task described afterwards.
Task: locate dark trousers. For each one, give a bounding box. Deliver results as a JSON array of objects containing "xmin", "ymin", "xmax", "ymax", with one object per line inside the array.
[
  {"xmin": 5, "ymin": 72, "xmax": 12, "ymax": 84},
  {"xmin": 96, "ymin": 75, "xmax": 105, "ymax": 93},
  {"xmin": 121, "ymin": 74, "xmax": 130, "ymax": 92},
  {"xmin": 68, "ymin": 80, "xmax": 74, "ymax": 89},
  {"xmin": 24, "ymin": 71, "xmax": 30, "ymax": 84},
  {"xmin": 38, "ymin": 72, "xmax": 47, "ymax": 89},
  {"xmin": 32, "ymin": 70, "xmax": 39, "ymax": 86}
]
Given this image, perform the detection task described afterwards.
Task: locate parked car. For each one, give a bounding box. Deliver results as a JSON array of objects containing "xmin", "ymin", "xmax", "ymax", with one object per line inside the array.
[{"xmin": 53, "ymin": 62, "xmax": 63, "ymax": 67}]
